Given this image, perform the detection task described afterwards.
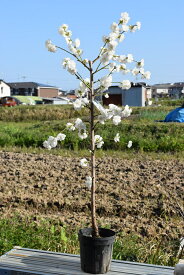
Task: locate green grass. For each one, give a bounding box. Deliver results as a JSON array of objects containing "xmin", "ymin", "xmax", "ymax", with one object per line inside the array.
[
  {"xmin": 0, "ymin": 216, "xmax": 180, "ymax": 266},
  {"xmin": 0, "ymin": 119, "xmax": 183, "ymax": 153}
]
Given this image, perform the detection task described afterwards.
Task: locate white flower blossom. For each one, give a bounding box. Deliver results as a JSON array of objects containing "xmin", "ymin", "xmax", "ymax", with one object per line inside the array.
[
  {"xmin": 121, "ymin": 25, "xmax": 129, "ymax": 32},
  {"xmin": 113, "ymin": 115, "xmax": 121, "ymax": 125},
  {"xmin": 47, "ymin": 136, "xmax": 58, "ymax": 148},
  {"xmin": 126, "ymin": 54, "xmax": 133, "ymax": 63},
  {"xmin": 111, "ymin": 22, "xmax": 119, "ymax": 33},
  {"xmin": 136, "ymin": 21, "xmax": 141, "ymax": 30},
  {"xmin": 78, "ymin": 130, "xmax": 88, "ymax": 140},
  {"xmin": 45, "ymin": 40, "xmax": 57, "ymax": 52},
  {"xmin": 66, "ymin": 122, "xmax": 75, "ymax": 131},
  {"xmin": 75, "ymin": 118, "xmax": 86, "ymax": 131},
  {"xmin": 74, "ymin": 38, "xmax": 80, "ymax": 48},
  {"xmin": 58, "ymin": 24, "xmax": 68, "ymax": 34},
  {"xmin": 107, "ymin": 40, "xmax": 118, "ymax": 51},
  {"xmin": 43, "ymin": 140, "xmax": 52, "ymax": 150},
  {"xmin": 73, "ymin": 98, "xmax": 83, "ymax": 110},
  {"xmin": 56, "ymin": 133, "xmax": 66, "ymax": 141},
  {"xmin": 120, "ymin": 12, "xmax": 130, "ymax": 24},
  {"xmin": 132, "ymin": 67, "xmax": 140, "ymax": 76},
  {"xmin": 142, "ymin": 71, "xmax": 151, "ymax": 80},
  {"xmin": 118, "ymin": 55, "xmax": 127, "ymax": 63},
  {"xmin": 100, "ymin": 75, "xmax": 112, "ymax": 91},
  {"xmin": 100, "ymin": 51, "xmax": 114, "ymax": 65},
  {"xmin": 109, "ymin": 32, "xmax": 119, "ymax": 41},
  {"xmin": 119, "ymin": 80, "xmax": 131, "ymax": 90},
  {"xmin": 84, "ymin": 176, "xmax": 92, "ymax": 189},
  {"xmin": 80, "ymin": 158, "xmax": 88, "ymax": 167},
  {"xmin": 114, "ymin": 133, "xmax": 120, "ymax": 143},
  {"xmin": 94, "ymin": 135, "xmax": 104, "ymax": 148},
  {"xmin": 62, "ymin": 58, "xmax": 77, "ymax": 75},
  {"xmin": 127, "ymin": 140, "xmax": 133, "ymax": 148},
  {"xmin": 122, "ymin": 105, "xmax": 132, "ymax": 117}
]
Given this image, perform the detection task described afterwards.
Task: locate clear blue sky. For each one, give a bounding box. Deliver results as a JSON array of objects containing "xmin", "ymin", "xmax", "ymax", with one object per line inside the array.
[{"xmin": 1, "ymin": 0, "xmax": 184, "ymax": 91}]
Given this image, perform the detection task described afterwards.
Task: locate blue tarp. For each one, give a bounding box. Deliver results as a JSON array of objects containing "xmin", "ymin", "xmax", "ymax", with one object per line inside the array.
[{"xmin": 164, "ymin": 107, "xmax": 184, "ymax": 123}]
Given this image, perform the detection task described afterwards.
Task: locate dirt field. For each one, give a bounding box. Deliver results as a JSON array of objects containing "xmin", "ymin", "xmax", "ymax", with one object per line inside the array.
[{"xmin": 0, "ymin": 151, "xmax": 183, "ymax": 241}]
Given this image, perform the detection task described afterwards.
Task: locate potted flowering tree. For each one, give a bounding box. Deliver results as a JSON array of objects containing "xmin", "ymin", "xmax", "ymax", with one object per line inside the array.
[{"xmin": 44, "ymin": 12, "xmax": 150, "ymax": 274}]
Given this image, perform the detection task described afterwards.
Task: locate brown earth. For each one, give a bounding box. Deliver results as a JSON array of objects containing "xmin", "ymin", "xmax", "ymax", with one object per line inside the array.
[{"xmin": 0, "ymin": 151, "xmax": 183, "ymax": 241}]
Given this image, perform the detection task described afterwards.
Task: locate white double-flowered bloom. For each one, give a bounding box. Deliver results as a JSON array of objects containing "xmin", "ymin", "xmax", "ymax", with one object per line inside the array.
[
  {"xmin": 45, "ymin": 40, "xmax": 57, "ymax": 53},
  {"xmin": 47, "ymin": 136, "xmax": 58, "ymax": 148},
  {"xmin": 113, "ymin": 115, "xmax": 121, "ymax": 125},
  {"xmin": 122, "ymin": 105, "xmax": 132, "ymax": 117},
  {"xmin": 114, "ymin": 133, "xmax": 120, "ymax": 143},
  {"xmin": 56, "ymin": 133, "xmax": 66, "ymax": 141},
  {"xmin": 74, "ymin": 118, "xmax": 88, "ymax": 140},
  {"xmin": 73, "ymin": 97, "xmax": 89, "ymax": 110},
  {"xmin": 66, "ymin": 122, "xmax": 75, "ymax": 131},
  {"xmin": 43, "ymin": 133, "xmax": 66, "ymax": 150},
  {"xmin": 43, "ymin": 140, "xmax": 52, "ymax": 150},
  {"xmin": 107, "ymin": 40, "xmax": 118, "ymax": 51},
  {"xmin": 142, "ymin": 71, "xmax": 151, "ymax": 80},
  {"xmin": 94, "ymin": 135, "xmax": 104, "ymax": 148},
  {"xmin": 74, "ymin": 38, "xmax": 80, "ymax": 48},
  {"xmin": 111, "ymin": 22, "xmax": 119, "ymax": 33},
  {"xmin": 100, "ymin": 75, "xmax": 112, "ymax": 91},
  {"xmin": 120, "ymin": 12, "xmax": 130, "ymax": 24},
  {"xmin": 62, "ymin": 58, "xmax": 77, "ymax": 75},
  {"xmin": 75, "ymin": 118, "xmax": 86, "ymax": 131},
  {"xmin": 130, "ymin": 22, "xmax": 141, "ymax": 32},
  {"xmin": 121, "ymin": 25, "xmax": 129, "ymax": 32},
  {"xmin": 119, "ymin": 80, "xmax": 131, "ymax": 90},
  {"xmin": 127, "ymin": 140, "xmax": 133, "ymax": 148},
  {"xmin": 73, "ymin": 98, "xmax": 83, "ymax": 110},
  {"xmin": 80, "ymin": 158, "xmax": 88, "ymax": 167},
  {"xmin": 126, "ymin": 54, "xmax": 134, "ymax": 63},
  {"xmin": 100, "ymin": 51, "xmax": 114, "ymax": 65},
  {"xmin": 132, "ymin": 67, "xmax": 140, "ymax": 76},
  {"xmin": 58, "ymin": 24, "xmax": 72, "ymax": 38},
  {"xmin": 117, "ymin": 55, "xmax": 127, "ymax": 63},
  {"xmin": 75, "ymin": 79, "xmax": 90, "ymax": 98},
  {"xmin": 84, "ymin": 176, "xmax": 92, "ymax": 189},
  {"xmin": 78, "ymin": 130, "xmax": 88, "ymax": 140}
]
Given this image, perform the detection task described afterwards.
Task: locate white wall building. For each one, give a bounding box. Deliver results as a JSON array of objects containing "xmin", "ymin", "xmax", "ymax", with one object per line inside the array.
[
  {"xmin": 103, "ymin": 83, "xmax": 150, "ymax": 107},
  {"xmin": 0, "ymin": 80, "xmax": 11, "ymax": 97}
]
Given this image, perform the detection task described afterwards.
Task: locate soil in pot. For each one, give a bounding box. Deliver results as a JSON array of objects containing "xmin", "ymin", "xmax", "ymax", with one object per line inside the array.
[{"xmin": 78, "ymin": 228, "xmax": 116, "ymax": 274}]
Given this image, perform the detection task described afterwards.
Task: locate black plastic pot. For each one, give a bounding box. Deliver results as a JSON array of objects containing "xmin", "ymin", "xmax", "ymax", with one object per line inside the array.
[{"xmin": 78, "ymin": 228, "xmax": 116, "ymax": 274}]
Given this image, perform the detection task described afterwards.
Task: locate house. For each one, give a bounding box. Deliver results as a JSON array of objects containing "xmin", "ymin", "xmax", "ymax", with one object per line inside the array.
[
  {"xmin": 151, "ymin": 83, "xmax": 184, "ymax": 99},
  {"xmin": 151, "ymin": 83, "xmax": 173, "ymax": 98},
  {"xmin": 102, "ymin": 83, "xmax": 151, "ymax": 107},
  {"xmin": 168, "ymin": 82, "xmax": 184, "ymax": 99},
  {"xmin": 8, "ymin": 82, "xmax": 60, "ymax": 98},
  {"xmin": 0, "ymin": 80, "xmax": 11, "ymax": 97}
]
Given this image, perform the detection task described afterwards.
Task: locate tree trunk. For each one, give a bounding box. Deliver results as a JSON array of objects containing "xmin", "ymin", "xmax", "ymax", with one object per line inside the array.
[{"xmin": 89, "ymin": 61, "xmax": 99, "ymax": 238}]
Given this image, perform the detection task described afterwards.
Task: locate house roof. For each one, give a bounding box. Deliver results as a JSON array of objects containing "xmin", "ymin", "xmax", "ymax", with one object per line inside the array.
[
  {"xmin": 0, "ymin": 79, "xmax": 11, "ymax": 87},
  {"xmin": 151, "ymin": 82, "xmax": 184, "ymax": 89},
  {"xmin": 8, "ymin": 82, "xmax": 58, "ymax": 89},
  {"xmin": 109, "ymin": 82, "xmax": 149, "ymax": 88}
]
